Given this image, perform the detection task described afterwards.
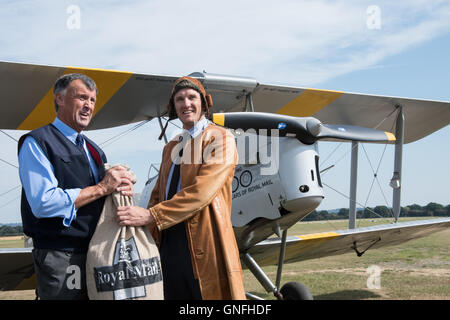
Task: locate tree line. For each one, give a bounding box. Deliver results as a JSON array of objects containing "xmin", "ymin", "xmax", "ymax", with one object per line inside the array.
[
  {"xmin": 303, "ymin": 202, "xmax": 450, "ymax": 221},
  {"xmin": 0, "ymin": 225, "xmax": 23, "ymax": 237},
  {"xmin": 0, "ymin": 202, "xmax": 449, "ymax": 236}
]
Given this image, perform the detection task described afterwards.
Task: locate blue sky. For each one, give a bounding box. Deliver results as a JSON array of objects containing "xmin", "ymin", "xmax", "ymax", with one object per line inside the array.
[{"xmin": 0, "ymin": 1, "xmax": 449, "ymax": 223}]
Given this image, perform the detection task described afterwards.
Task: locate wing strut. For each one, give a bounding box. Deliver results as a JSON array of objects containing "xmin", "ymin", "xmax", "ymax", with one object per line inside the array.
[
  {"xmin": 244, "ymin": 92, "xmax": 255, "ymax": 112},
  {"xmin": 242, "ymin": 228, "xmax": 290, "ymax": 300},
  {"xmin": 275, "ymin": 229, "xmax": 288, "ymax": 290},
  {"xmin": 351, "ymin": 237, "xmax": 381, "ymax": 257},
  {"xmin": 242, "ymin": 252, "xmax": 283, "ymax": 300},
  {"xmin": 349, "ymin": 141, "xmax": 359, "ymax": 229},
  {"xmin": 390, "ymin": 106, "xmax": 404, "ymax": 222},
  {"xmin": 242, "ymin": 230, "xmax": 314, "ymax": 300}
]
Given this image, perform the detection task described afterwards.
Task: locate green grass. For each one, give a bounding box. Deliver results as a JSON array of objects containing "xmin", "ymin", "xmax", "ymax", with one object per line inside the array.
[
  {"xmin": 0, "ymin": 236, "xmax": 24, "ymax": 248},
  {"xmin": 243, "ymin": 218, "xmax": 450, "ymax": 300}
]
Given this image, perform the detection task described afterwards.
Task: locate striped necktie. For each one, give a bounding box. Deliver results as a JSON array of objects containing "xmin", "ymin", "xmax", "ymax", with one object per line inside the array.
[
  {"xmin": 76, "ymin": 133, "xmax": 96, "ymax": 183},
  {"xmin": 76, "ymin": 134, "xmax": 85, "ymax": 152}
]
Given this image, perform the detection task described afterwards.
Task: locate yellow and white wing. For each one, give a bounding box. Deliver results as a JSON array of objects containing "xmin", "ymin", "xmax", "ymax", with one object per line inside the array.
[
  {"xmin": 0, "ymin": 61, "xmax": 178, "ymax": 130},
  {"xmin": 247, "ymin": 84, "xmax": 450, "ymax": 144},
  {"xmin": 247, "ymin": 218, "xmax": 450, "ymax": 267},
  {"xmin": 1, "ymin": 62, "xmax": 449, "ymax": 144}
]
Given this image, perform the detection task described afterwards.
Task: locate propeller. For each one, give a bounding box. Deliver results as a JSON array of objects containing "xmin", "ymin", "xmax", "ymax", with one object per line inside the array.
[{"xmin": 212, "ymin": 112, "xmax": 395, "ymax": 144}]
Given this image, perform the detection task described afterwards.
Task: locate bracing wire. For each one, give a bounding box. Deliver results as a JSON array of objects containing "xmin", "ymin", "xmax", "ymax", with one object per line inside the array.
[
  {"xmin": 0, "ymin": 130, "xmax": 18, "ymax": 142},
  {"xmin": 0, "ymin": 194, "xmax": 21, "ymax": 210},
  {"xmin": 358, "ymin": 117, "xmax": 398, "ymax": 226},
  {"xmin": 318, "ymin": 107, "xmax": 399, "ymax": 226},
  {"xmin": 320, "ymin": 106, "xmax": 397, "ymax": 171},
  {"xmin": 0, "ymin": 157, "xmax": 18, "ymax": 169},
  {"xmin": 0, "ymin": 185, "xmax": 21, "ymax": 198},
  {"xmin": 320, "ymin": 142, "xmax": 343, "ymax": 168},
  {"xmin": 0, "ymin": 186, "xmax": 21, "ymax": 215},
  {"xmin": 99, "ymin": 120, "xmax": 151, "ymax": 149},
  {"xmin": 322, "ymin": 182, "xmax": 388, "ymax": 220},
  {"xmin": 361, "ymin": 144, "xmax": 392, "ymax": 208},
  {"xmin": 0, "ymin": 131, "xmax": 21, "ymax": 212},
  {"xmin": 0, "ymin": 130, "xmax": 19, "ymax": 168},
  {"xmin": 358, "ymin": 144, "xmax": 393, "ymax": 228}
]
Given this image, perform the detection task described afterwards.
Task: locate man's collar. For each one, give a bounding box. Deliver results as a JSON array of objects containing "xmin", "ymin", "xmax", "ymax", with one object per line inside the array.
[
  {"xmin": 53, "ymin": 117, "xmax": 80, "ymax": 144},
  {"xmin": 186, "ymin": 117, "xmax": 210, "ymax": 139}
]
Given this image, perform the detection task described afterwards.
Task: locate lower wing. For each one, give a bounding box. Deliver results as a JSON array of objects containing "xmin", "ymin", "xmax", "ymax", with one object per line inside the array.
[
  {"xmin": 246, "ymin": 217, "xmax": 450, "ymax": 267},
  {"xmin": 2, "ymin": 218, "xmax": 449, "ymax": 290},
  {"xmin": 0, "ymin": 248, "xmax": 34, "ymax": 291}
]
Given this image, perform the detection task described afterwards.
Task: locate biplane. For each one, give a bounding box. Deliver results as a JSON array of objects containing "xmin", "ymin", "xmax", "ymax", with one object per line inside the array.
[{"xmin": 0, "ymin": 61, "xmax": 449, "ymax": 299}]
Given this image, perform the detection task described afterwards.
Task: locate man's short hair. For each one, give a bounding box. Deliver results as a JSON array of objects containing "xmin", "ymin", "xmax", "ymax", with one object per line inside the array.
[{"xmin": 53, "ymin": 73, "xmax": 98, "ymax": 111}]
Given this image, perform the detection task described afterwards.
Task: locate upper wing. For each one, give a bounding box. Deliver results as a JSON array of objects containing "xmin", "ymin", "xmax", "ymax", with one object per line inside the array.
[
  {"xmin": 0, "ymin": 61, "xmax": 179, "ymax": 130},
  {"xmin": 1, "ymin": 61, "xmax": 449, "ymax": 143},
  {"xmin": 248, "ymin": 84, "xmax": 450, "ymax": 144},
  {"xmin": 246, "ymin": 218, "xmax": 450, "ymax": 267}
]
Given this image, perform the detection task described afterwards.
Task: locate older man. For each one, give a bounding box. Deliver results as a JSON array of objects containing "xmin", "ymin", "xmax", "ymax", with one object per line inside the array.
[
  {"xmin": 18, "ymin": 73, "xmax": 133, "ymax": 300},
  {"xmin": 117, "ymin": 76, "xmax": 246, "ymax": 300}
]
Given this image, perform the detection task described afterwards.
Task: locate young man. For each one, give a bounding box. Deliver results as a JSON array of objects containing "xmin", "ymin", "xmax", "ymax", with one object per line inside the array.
[
  {"xmin": 117, "ymin": 76, "xmax": 246, "ymax": 300},
  {"xmin": 18, "ymin": 73, "xmax": 133, "ymax": 300}
]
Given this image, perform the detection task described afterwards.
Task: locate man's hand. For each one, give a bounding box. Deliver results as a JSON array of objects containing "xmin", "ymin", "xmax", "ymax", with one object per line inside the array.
[
  {"xmin": 117, "ymin": 205, "xmax": 155, "ymax": 227},
  {"xmin": 75, "ymin": 165, "xmax": 134, "ymax": 209},
  {"xmin": 98, "ymin": 165, "xmax": 134, "ymax": 196},
  {"xmin": 116, "ymin": 176, "xmax": 134, "ymax": 197}
]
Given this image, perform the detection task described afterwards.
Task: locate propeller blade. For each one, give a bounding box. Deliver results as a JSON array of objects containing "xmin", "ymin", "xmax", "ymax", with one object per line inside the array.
[
  {"xmin": 313, "ymin": 123, "xmax": 396, "ymax": 143},
  {"xmin": 212, "ymin": 112, "xmax": 317, "ymax": 144},
  {"xmin": 212, "ymin": 112, "xmax": 395, "ymax": 144}
]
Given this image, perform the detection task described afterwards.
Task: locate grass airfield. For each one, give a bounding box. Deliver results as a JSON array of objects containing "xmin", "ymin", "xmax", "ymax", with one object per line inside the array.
[{"xmin": 243, "ymin": 218, "xmax": 450, "ymax": 300}]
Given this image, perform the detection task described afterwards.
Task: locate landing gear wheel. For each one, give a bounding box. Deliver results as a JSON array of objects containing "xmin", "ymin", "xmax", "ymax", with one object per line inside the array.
[{"xmin": 280, "ymin": 282, "xmax": 313, "ymax": 300}]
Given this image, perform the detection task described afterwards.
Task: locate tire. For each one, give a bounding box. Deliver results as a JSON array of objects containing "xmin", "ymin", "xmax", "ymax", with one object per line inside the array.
[{"xmin": 280, "ymin": 282, "xmax": 313, "ymax": 300}]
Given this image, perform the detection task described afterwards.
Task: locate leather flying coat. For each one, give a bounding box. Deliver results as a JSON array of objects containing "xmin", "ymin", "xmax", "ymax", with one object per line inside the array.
[{"xmin": 148, "ymin": 124, "xmax": 246, "ymax": 300}]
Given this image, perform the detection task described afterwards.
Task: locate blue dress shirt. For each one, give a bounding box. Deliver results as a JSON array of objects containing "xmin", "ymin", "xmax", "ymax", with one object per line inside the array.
[
  {"xmin": 164, "ymin": 117, "xmax": 210, "ymax": 200},
  {"xmin": 18, "ymin": 118, "xmax": 100, "ymax": 227}
]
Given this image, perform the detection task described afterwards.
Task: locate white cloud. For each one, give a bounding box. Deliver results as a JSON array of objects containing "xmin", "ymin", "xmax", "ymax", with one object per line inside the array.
[{"xmin": 1, "ymin": 1, "xmax": 450, "ymax": 86}]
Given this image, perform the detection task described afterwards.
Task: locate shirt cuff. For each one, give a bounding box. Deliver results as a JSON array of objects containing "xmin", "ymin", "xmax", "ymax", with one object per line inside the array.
[{"xmin": 62, "ymin": 188, "xmax": 81, "ymax": 227}]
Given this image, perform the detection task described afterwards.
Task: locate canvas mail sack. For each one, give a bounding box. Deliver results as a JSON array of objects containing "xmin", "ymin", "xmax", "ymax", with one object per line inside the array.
[{"xmin": 86, "ymin": 165, "xmax": 163, "ymax": 300}]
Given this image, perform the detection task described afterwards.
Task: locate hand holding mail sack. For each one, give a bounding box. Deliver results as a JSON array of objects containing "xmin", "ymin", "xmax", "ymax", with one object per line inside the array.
[{"xmin": 86, "ymin": 164, "xmax": 163, "ymax": 300}]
